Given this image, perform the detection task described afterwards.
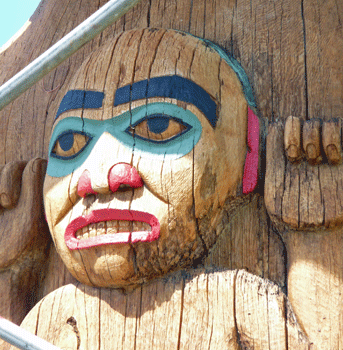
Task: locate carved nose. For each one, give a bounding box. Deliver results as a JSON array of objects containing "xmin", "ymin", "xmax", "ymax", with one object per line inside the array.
[
  {"xmin": 77, "ymin": 164, "xmax": 143, "ymax": 198},
  {"xmin": 108, "ymin": 163, "xmax": 143, "ymax": 192}
]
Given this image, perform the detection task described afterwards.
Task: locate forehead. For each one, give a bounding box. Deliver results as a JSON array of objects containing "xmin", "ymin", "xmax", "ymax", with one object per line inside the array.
[{"xmin": 54, "ymin": 29, "xmax": 244, "ymax": 124}]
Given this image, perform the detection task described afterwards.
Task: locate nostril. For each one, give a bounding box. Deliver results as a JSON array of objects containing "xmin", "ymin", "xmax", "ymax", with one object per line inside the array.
[
  {"xmin": 108, "ymin": 163, "xmax": 143, "ymax": 193},
  {"xmin": 77, "ymin": 170, "xmax": 97, "ymax": 198},
  {"xmin": 117, "ymin": 183, "xmax": 133, "ymax": 191}
]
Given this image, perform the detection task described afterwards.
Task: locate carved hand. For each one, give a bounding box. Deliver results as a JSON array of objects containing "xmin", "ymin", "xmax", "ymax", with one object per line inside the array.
[
  {"xmin": 0, "ymin": 158, "xmax": 48, "ymax": 268},
  {"xmin": 265, "ymin": 116, "xmax": 343, "ymax": 229}
]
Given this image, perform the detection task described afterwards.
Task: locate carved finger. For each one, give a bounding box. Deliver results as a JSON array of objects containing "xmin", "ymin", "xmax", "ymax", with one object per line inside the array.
[
  {"xmin": 284, "ymin": 116, "xmax": 301, "ymax": 162},
  {"xmin": 322, "ymin": 119, "xmax": 342, "ymax": 165},
  {"xmin": 302, "ymin": 119, "xmax": 322, "ymax": 164},
  {"xmin": 0, "ymin": 161, "xmax": 27, "ymax": 209}
]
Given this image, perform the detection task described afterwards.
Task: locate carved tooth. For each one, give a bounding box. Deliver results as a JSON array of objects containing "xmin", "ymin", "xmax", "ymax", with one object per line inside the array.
[
  {"xmin": 130, "ymin": 222, "xmax": 151, "ymax": 231},
  {"xmin": 106, "ymin": 220, "xmax": 114, "ymax": 228},
  {"xmin": 137, "ymin": 222, "xmax": 146, "ymax": 231},
  {"xmin": 97, "ymin": 222, "xmax": 106, "ymax": 236},
  {"xmin": 107, "ymin": 220, "xmax": 118, "ymax": 235},
  {"xmin": 118, "ymin": 220, "xmax": 130, "ymax": 232},
  {"xmin": 142, "ymin": 222, "xmax": 151, "ymax": 231},
  {"xmin": 132, "ymin": 222, "xmax": 140, "ymax": 231},
  {"xmin": 76, "ymin": 228, "xmax": 83, "ymax": 238},
  {"xmin": 89, "ymin": 223, "xmax": 97, "ymax": 238},
  {"xmin": 82, "ymin": 226, "xmax": 89, "ymax": 239}
]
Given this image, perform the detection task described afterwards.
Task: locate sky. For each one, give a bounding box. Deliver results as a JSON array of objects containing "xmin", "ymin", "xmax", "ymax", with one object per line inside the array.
[{"xmin": 0, "ymin": 0, "xmax": 42, "ymax": 49}]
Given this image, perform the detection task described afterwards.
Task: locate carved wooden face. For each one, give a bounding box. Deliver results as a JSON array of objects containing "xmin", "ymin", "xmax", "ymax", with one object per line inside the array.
[{"xmin": 43, "ymin": 29, "xmax": 248, "ymax": 288}]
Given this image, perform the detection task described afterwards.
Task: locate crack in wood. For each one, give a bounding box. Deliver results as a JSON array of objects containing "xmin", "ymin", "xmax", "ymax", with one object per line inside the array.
[{"xmin": 67, "ymin": 316, "xmax": 81, "ymax": 350}]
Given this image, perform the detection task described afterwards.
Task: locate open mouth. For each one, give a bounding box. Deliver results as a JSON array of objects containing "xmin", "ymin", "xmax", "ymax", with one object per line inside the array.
[{"xmin": 65, "ymin": 209, "xmax": 160, "ymax": 250}]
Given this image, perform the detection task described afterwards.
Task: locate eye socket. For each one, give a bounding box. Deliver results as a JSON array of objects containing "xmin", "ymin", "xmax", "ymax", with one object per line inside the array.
[
  {"xmin": 51, "ymin": 131, "xmax": 91, "ymax": 159},
  {"xmin": 127, "ymin": 114, "xmax": 190, "ymax": 143}
]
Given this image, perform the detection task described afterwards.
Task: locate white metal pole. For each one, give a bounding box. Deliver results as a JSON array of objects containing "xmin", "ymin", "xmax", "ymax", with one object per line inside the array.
[
  {"xmin": 0, "ymin": 317, "xmax": 61, "ymax": 350},
  {"xmin": 0, "ymin": 0, "xmax": 142, "ymax": 111}
]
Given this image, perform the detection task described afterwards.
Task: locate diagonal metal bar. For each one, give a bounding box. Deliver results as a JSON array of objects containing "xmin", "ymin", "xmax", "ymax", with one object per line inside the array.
[
  {"xmin": 0, "ymin": 316, "xmax": 61, "ymax": 350},
  {"xmin": 0, "ymin": 0, "xmax": 143, "ymax": 111}
]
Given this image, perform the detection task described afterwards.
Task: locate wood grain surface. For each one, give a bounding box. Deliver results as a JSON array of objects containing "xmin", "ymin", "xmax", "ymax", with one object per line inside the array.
[
  {"xmin": 8, "ymin": 270, "xmax": 309, "ymax": 350},
  {"xmin": 0, "ymin": 1, "xmax": 342, "ymax": 349}
]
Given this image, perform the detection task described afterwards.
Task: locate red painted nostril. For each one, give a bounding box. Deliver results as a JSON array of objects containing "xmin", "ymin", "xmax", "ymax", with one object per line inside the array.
[
  {"xmin": 108, "ymin": 163, "xmax": 143, "ymax": 192},
  {"xmin": 77, "ymin": 169, "xmax": 97, "ymax": 198}
]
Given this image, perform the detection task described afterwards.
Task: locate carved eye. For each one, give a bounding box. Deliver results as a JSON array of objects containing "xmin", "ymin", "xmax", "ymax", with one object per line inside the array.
[
  {"xmin": 51, "ymin": 131, "xmax": 91, "ymax": 159},
  {"xmin": 127, "ymin": 115, "xmax": 190, "ymax": 143}
]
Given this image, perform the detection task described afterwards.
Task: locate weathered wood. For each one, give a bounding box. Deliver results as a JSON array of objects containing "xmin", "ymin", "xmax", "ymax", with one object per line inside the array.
[
  {"xmin": 0, "ymin": 161, "xmax": 26, "ymax": 209},
  {"xmin": 266, "ymin": 118, "xmax": 343, "ymax": 349},
  {"xmin": 0, "ymin": 159, "xmax": 48, "ymax": 268},
  {"xmin": 0, "ymin": 0, "xmax": 341, "ymax": 165},
  {"xmin": 322, "ymin": 119, "xmax": 342, "ymax": 164},
  {"xmin": 265, "ymin": 119, "xmax": 343, "ymax": 229},
  {"xmin": 284, "ymin": 116, "xmax": 302, "ymax": 162},
  {"xmin": 205, "ymin": 195, "xmax": 286, "ymax": 291},
  {"xmin": 10, "ymin": 270, "xmax": 309, "ymax": 350},
  {"xmin": 0, "ymin": 0, "xmax": 342, "ymax": 349},
  {"xmin": 0, "ymin": 158, "xmax": 51, "ymax": 326},
  {"xmin": 287, "ymin": 229, "xmax": 343, "ymax": 350},
  {"xmin": 304, "ymin": 0, "xmax": 343, "ymax": 120},
  {"xmin": 302, "ymin": 119, "xmax": 321, "ymax": 164}
]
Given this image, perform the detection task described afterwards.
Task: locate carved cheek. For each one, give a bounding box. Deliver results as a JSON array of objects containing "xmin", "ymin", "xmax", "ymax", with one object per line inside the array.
[{"xmin": 43, "ymin": 173, "xmax": 75, "ymax": 241}]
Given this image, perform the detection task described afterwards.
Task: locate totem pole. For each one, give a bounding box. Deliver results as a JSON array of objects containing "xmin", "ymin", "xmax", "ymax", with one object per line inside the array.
[{"xmin": 0, "ymin": 0, "xmax": 342, "ymax": 349}]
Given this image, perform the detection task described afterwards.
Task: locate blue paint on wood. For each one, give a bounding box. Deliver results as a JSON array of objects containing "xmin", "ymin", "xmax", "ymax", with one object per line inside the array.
[
  {"xmin": 47, "ymin": 102, "xmax": 202, "ymax": 178},
  {"xmin": 58, "ymin": 132, "xmax": 75, "ymax": 151},
  {"xmin": 114, "ymin": 76, "xmax": 218, "ymax": 128},
  {"xmin": 146, "ymin": 116, "xmax": 170, "ymax": 134},
  {"xmin": 55, "ymin": 90, "xmax": 104, "ymax": 120},
  {"xmin": 201, "ymin": 38, "xmax": 257, "ymax": 109}
]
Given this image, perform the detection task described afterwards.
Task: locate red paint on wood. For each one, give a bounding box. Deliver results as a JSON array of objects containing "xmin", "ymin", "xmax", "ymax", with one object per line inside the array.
[
  {"xmin": 77, "ymin": 169, "xmax": 97, "ymax": 198},
  {"xmin": 108, "ymin": 163, "xmax": 144, "ymax": 192},
  {"xmin": 64, "ymin": 209, "xmax": 160, "ymax": 250},
  {"xmin": 242, "ymin": 107, "xmax": 260, "ymax": 194}
]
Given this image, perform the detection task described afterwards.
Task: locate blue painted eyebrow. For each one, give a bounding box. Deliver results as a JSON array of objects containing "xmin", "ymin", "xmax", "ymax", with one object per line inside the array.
[
  {"xmin": 55, "ymin": 90, "xmax": 104, "ymax": 121},
  {"xmin": 113, "ymin": 75, "xmax": 218, "ymax": 128}
]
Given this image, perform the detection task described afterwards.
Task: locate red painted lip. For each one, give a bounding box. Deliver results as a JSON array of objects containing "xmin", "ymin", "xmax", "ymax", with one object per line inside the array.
[{"xmin": 65, "ymin": 209, "xmax": 160, "ymax": 250}]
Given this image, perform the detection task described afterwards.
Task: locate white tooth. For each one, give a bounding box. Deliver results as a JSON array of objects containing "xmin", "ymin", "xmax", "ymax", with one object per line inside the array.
[
  {"xmin": 132, "ymin": 222, "xmax": 138, "ymax": 231},
  {"xmin": 142, "ymin": 222, "xmax": 151, "ymax": 231},
  {"xmin": 82, "ymin": 226, "xmax": 89, "ymax": 239},
  {"xmin": 106, "ymin": 220, "xmax": 114, "ymax": 228},
  {"xmin": 118, "ymin": 221, "xmax": 130, "ymax": 233},
  {"xmin": 107, "ymin": 221, "xmax": 119, "ymax": 234},
  {"xmin": 134, "ymin": 222, "xmax": 144, "ymax": 231},
  {"xmin": 89, "ymin": 223, "xmax": 97, "ymax": 238},
  {"xmin": 76, "ymin": 228, "xmax": 83, "ymax": 238},
  {"xmin": 97, "ymin": 222, "xmax": 106, "ymax": 236}
]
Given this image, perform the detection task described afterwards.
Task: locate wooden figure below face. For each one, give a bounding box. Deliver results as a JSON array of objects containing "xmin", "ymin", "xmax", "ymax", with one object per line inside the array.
[{"xmin": 43, "ymin": 28, "xmax": 250, "ymax": 288}]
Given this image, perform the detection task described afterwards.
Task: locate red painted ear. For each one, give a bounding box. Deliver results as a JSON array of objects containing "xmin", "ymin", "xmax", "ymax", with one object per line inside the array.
[{"xmin": 242, "ymin": 107, "xmax": 260, "ymax": 194}]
